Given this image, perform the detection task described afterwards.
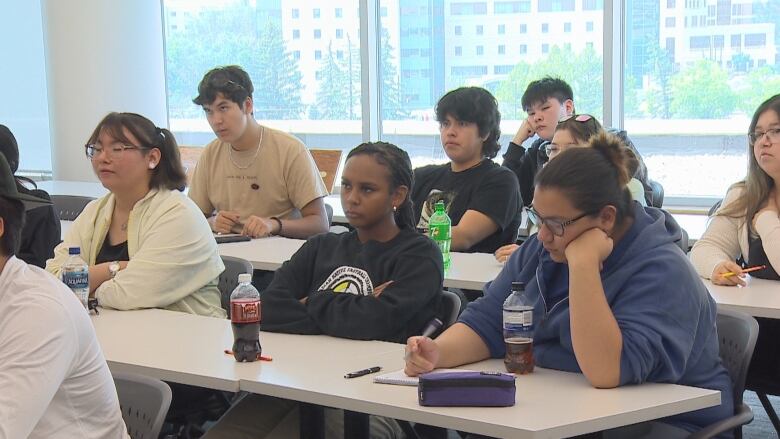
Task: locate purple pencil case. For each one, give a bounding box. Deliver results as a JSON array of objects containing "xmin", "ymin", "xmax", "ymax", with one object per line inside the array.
[{"xmin": 417, "ymin": 371, "xmax": 516, "ymax": 407}]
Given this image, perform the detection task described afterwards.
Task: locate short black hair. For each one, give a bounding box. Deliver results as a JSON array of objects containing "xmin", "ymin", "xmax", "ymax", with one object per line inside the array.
[
  {"xmin": 521, "ymin": 77, "xmax": 574, "ymax": 112},
  {"xmin": 0, "ymin": 196, "xmax": 24, "ymax": 257},
  {"xmin": 193, "ymin": 65, "xmax": 254, "ymax": 107},
  {"xmin": 435, "ymin": 87, "xmax": 501, "ymax": 159}
]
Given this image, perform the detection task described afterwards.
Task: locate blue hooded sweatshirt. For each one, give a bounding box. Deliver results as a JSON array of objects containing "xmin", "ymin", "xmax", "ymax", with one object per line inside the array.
[{"xmin": 459, "ymin": 202, "xmax": 733, "ymax": 434}]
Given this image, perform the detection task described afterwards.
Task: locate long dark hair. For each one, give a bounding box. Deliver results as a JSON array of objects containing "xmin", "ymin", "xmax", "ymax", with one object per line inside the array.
[
  {"xmin": 0, "ymin": 124, "xmax": 38, "ymax": 192},
  {"xmin": 87, "ymin": 112, "xmax": 187, "ymax": 191},
  {"xmin": 537, "ymin": 132, "xmax": 637, "ymax": 225},
  {"xmin": 718, "ymin": 94, "xmax": 779, "ymax": 225},
  {"xmin": 346, "ymin": 142, "xmax": 415, "ymax": 229}
]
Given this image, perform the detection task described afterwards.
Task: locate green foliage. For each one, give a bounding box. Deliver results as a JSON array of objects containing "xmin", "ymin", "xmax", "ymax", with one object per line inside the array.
[
  {"xmin": 311, "ymin": 43, "xmax": 351, "ymax": 120},
  {"xmin": 644, "ymin": 45, "xmax": 675, "ymax": 119},
  {"xmin": 381, "ymin": 28, "xmax": 408, "ymax": 120},
  {"xmin": 495, "ymin": 45, "xmax": 603, "ymax": 121},
  {"xmin": 624, "ymin": 75, "xmax": 643, "ymax": 118},
  {"xmin": 669, "ymin": 59, "xmax": 737, "ymax": 119},
  {"xmin": 254, "ymin": 22, "xmax": 304, "ymax": 120},
  {"xmin": 164, "ymin": 5, "xmax": 304, "ymax": 119},
  {"xmin": 736, "ymin": 66, "xmax": 780, "ymax": 115}
]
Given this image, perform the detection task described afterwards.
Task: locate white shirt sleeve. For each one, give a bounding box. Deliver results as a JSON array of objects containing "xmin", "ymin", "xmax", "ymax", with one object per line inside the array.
[{"xmin": 0, "ymin": 296, "xmax": 78, "ymax": 438}]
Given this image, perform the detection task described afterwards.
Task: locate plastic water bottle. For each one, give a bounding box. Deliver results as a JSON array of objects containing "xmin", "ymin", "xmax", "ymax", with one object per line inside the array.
[
  {"xmin": 62, "ymin": 247, "xmax": 89, "ymax": 309},
  {"xmin": 503, "ymin": 281, "xmax": 534, "ymax": 374},
  {"xmin": 230, "ymin": 273, "xmax": 262, "ymax": 362},
  {"xmin": 428, "ymin": 200, "xmax": 451, "ymax": 270}
]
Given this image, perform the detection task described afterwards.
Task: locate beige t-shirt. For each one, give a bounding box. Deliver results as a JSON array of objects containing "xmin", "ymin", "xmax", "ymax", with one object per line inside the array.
[{"xmin": 189, "ymin": 126, "xmax": 328, "ymax": 224}]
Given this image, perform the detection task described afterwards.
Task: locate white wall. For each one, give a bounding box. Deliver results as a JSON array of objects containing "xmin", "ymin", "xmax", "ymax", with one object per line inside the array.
[{"xmin": 42, "ymin": 0, "xmax": 168, "ymax": 180}]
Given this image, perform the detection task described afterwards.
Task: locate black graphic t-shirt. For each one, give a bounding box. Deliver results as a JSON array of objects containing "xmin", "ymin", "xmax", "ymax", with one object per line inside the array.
[
  {"xmin": 412, "ymin": 159, "xmax": 522, "ymax": 254},
  {"xmin": 261, "ymin": 228, "xmax": 444, "ymax": 343}
]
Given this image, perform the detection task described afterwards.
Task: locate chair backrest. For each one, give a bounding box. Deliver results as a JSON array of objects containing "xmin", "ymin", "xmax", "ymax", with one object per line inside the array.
[
  {"xmin": 440, "ymin": 290, "xmax": 463, "ymax": 328},
  {"xmin": 677, "ymin": 227, "xmax": 689, "ymax": 253},
  {"xmin": 324, "ymin": 202, "xmax": 334, "ymax": 225},
  {"xmin": 716, "ymin": 309, "xmax": 759, "ymax": 406},
  {"xmin": 648, "ymin": 179, "xmax": 664, "ymax": 208},
  {"xmin": 709, "ymin": 199, "xmax": 723, "ymax": 217},
  {"xmin": 218, "ymin": 256, "xmax": 254, "ymax": 316},
  {"xmin": 179, "ymin": 145, "xmax": 203, "ymax": 184},
  {"xmin": 113, "ymin": 372, "xmax": 172, "ymax": 439},
  {"xmin": 309, "ymin": 149, "xmax": 343, "ymax": 193},
  {"xmin": 51, "ymin": 194, "xmax": 95, "ymax": 221}
]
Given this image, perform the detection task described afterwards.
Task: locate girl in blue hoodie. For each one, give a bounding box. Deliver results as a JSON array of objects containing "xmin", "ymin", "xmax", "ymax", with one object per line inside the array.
[{"xmin": 405, "ymin": 132, "xmax": 733, "ymax": 437}]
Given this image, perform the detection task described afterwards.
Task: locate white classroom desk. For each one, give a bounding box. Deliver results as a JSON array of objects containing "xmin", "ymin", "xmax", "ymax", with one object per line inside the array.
[
  {"xmin": 94, "ymin": 308, "xmax": 719, "ymax": 439},
  {"xmin": 217, "ymin": 237, "xmax": 503, "ymax": 290},
  {"xmin": 706, "ymin": 277, "xmax": 780, "ymax": 319}
]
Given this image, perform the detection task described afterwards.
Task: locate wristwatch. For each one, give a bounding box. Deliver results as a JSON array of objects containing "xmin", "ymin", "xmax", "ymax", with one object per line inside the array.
[{"xmin": 108, "ymin": 261, "xmax": 120, "ymax": 279}]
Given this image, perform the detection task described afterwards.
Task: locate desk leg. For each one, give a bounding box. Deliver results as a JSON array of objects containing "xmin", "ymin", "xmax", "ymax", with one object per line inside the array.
[
  {"xmin": 344, "ymin": 410, "xmax": 369, "ymax": 439},
  {"xmin": 300, "ymin": 403, "xmax": 325, "ymax": 439}
]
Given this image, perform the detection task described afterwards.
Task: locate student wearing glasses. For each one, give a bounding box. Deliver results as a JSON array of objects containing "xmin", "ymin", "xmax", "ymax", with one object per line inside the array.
[
  {"xmin": 496, "ymin": 116, "xmax": 647, "ymax": 262},
  {"xmin": 411, "ymin": 87, "xmax": 522, "ymax": 253},
  {"xmin": 406, "ymin": 133, "xmax": 733, "ymax": 437},
  {"xmin": 691, "ymin": 94, "xmax": 780, "ymax": 403},
  {"xmin": 502, "ymin": 76, "xmax": 652, "ymax": 207},
  {"xmin": 46, "ymin": 112, "xmax": 225, "ymax": 317},
  {"xmin": 189, "ymin": 65, "xmax": 329, "ymax": 239}
]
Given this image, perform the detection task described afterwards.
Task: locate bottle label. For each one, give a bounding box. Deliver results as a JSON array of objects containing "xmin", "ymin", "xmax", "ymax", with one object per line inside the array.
[
  {"xmin": 504, "ymin": 309, "xmax": 533, "ymax": 333},
  {"xmin": 429, "ymin": 223, "xmax": 451, "ymax": 241},
  {"xmin": 231, "ymin": 299, "xmax": 261, "ymax": 324},
  {"xmin": 62, "ymin": 270, "xmax": 88, "ymax": 290}
]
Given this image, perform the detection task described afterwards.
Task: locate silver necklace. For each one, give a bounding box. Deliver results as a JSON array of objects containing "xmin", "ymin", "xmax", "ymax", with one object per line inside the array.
[{"xmin": 228, "ymin": 126, "xmax": 264, "ymax": 170}]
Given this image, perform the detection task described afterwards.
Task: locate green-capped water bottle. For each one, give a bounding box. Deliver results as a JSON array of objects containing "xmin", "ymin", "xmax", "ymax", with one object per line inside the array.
[{"xmin": 429, "ymin": 200, "xmax": 451, "ymax": 270}]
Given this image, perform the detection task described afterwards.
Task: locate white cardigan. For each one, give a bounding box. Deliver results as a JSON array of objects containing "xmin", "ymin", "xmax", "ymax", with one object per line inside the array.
[
  {"xmin": 47, "ymin": 188, "xmax": 226, "ymax": 317},
  {"xmin": 690, "ymin": 185, "xmax": 780, "ymax": 279}
]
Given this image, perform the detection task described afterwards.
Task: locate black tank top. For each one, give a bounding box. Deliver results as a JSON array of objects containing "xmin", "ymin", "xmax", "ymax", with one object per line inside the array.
[
  {"xmin": 747, "ymin": 233, "xmax": 780, "ymax": 281},
  {"xmin": 95, "ymin": 238, "xmax": 130, "ymax": 265}
]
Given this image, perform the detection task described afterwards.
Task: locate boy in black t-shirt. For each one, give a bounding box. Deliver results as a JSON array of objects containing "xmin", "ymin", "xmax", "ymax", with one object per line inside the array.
[{"xmin": 411, "ymin": 87, "xmax": 522, "ymax": 254}]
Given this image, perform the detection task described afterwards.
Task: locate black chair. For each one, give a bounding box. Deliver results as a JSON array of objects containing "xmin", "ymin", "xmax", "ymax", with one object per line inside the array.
[
  {"xmin": 218, "ymin": 256, "xmax": 253, "ymax": 317},
  {"xmin": 648, "ymin": 179, "xmax": 664, "ymax": 208},
  {"xmin": 689, "ymin": 309, "xmax": 758, "ymax": 439},
  {"xmin": 51, "ymin": 194, "xmax": 95, "ymax": 221},
  {"xmin": 325, "ymin": 202, "xmax": 334, "ymax": 225},
  {"xmin": 440, "ymin": 289, "xmax": 463, "ymax": 328},
  {"xmin": 708, "ymin": 199, "xmax": 723, "ymax": 217}
]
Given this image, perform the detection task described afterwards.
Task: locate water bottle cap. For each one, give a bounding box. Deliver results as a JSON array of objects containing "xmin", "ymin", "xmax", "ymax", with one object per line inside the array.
[
  {"xmin": 511, "ymin": 281, "xmax": 526, "ymax": 291},
  {"xmin": 68, "ymin": 247, "xmax": 81, "ymax": 255},
  {"xmin": 238, "ymin": 273, "xmax": 252, "ymax": 283}
]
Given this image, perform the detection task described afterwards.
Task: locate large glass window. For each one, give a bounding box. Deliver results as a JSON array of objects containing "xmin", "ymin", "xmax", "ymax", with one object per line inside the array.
[
  {"xmin": 163, "ymin": 0, "xmax": 362, "ymax": 154},
  {"xmin": 381, "ymin": 0, "xmax": 603, "ymax": 169},
  {"xmin": 625, "ymin": 0, "xmax": 779, "ymax": 200},
  {"xmin": 0, "ymin": 0, "xmax": 51, "ymax": 175}
]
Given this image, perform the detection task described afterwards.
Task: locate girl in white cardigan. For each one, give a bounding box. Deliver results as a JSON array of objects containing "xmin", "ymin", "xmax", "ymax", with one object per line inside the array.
[
  {"xmin": 690, "ymin": 94, "xmax": 780, "ymax": 284},
  {"xmin": 46, "ymin": 112, "xmax": 225, "ymax": 317}
]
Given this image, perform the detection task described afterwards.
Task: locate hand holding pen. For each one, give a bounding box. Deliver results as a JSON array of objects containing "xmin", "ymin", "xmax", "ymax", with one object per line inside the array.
[{"xmin": 712, "ymin": 261, "xmax": 765, "ymax": 287}]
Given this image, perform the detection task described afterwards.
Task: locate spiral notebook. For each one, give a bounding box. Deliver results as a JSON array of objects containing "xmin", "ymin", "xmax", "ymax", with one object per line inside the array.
[{"xmin": 373, "ymin": 368, "xmax": 473, "ymax": 386}]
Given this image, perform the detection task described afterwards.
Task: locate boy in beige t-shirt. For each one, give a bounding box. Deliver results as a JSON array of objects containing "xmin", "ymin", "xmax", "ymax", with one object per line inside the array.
[{"xmin": 190, "ymin": 65, "xmax": 329, "ymax": 239}]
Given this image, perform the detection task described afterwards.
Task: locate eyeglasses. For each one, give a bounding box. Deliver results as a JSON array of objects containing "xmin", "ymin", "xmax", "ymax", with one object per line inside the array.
[
  {"xmin": 748, "ymin": 128, "xmax": 780, "ymax": 144},
  {"xmin": 85, "ymin": 143, "xmax": 147, "ymax": 159},
  {"xmin": 558, "ymin": 114, "xmax": 594, "ymax": 124},
  {"xmin": 526, "ymin": 206, "xmax": 595, "ymax": 237},
  {"xmin": 545, "ymin": 142, "xmax": 579, "ymax": 158}
]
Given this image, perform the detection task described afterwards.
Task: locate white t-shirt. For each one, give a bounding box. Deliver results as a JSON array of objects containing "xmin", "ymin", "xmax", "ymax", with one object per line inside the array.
[{"xmin": 0, "ymin": 256, "xmax": 128, "ymax": 439}]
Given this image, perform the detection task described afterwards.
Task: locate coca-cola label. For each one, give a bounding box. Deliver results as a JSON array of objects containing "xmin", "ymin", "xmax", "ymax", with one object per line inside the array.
[{"xmin": 231, "ymin": 299, "xmax": 261, "ymax": 323}]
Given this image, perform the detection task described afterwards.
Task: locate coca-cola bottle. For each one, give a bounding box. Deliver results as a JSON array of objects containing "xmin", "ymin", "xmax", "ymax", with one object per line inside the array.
[{"xmin": 230, "ymin": 273, "xmax": 261, "ymax": 362}]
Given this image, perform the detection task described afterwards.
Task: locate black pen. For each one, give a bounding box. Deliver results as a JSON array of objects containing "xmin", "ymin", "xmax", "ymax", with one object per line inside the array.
[
  {"xmin": 421, "ymin": 317, "xmax": 443, "ymax": 338},
  {"xmin": 344, "ymin": 366, "xmax": 382, "ymax": 379}
]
